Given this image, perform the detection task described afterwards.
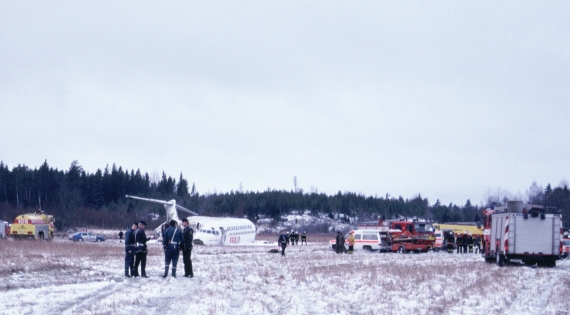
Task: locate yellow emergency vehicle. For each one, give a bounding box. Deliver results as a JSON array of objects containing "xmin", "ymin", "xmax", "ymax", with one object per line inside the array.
[{"xmin": 10, "ymin": 210, "xmax": 55, "ymax": 240}]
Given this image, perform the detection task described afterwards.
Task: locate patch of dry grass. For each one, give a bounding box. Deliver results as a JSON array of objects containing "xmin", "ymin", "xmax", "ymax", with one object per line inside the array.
[{"xmin": 0, "ymin": 239, "xmax": 123, "ymax": 291}]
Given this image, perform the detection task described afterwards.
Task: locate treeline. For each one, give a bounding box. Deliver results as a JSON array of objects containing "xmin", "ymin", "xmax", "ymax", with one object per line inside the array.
[{"xmin": 1, "ymin": 160, "xmax": 569, "ymax": 230}]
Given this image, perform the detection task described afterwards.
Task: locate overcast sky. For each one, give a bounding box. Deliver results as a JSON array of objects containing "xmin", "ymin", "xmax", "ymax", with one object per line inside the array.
[{"xmin": 1, "ymin": 1, "xmax": 569, "ymax": 206}]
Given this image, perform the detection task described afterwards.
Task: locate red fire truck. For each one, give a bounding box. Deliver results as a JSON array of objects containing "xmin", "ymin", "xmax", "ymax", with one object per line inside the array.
[
  {"xmin": 482, "ymin": 201, "xmax": 562, "ymax": 267},
  {"xmin": 357, "ymin": 220, "xmax": 435, "ymax": 252}
]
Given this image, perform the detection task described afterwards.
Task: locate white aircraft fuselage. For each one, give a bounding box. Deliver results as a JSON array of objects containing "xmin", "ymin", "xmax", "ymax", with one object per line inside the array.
[{"xmin": 125, "ymin": 195, "xmax": 256, "ymax": 246}]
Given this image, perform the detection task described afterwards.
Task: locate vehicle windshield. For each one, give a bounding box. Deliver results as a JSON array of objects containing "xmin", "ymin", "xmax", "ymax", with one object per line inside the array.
[{"xmin": 415, "ymin": 224, "xmax": 434, "ymax": 232}]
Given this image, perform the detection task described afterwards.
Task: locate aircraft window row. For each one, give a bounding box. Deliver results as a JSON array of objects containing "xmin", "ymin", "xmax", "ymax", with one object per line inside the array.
[
  {"xmin": 199, "ymin": 229, "xmax": 219, "ymax": 236},
  {"xmin": 228, "ymin": 225, "xmax": 253, "ymax": 231},
  {"xmin": 229, "ymin": 230, "xmax": 253, "ymax": 235}
]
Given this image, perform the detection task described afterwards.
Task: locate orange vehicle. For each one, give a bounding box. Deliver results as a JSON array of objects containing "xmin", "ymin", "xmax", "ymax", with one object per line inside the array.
[
  {"xmin": 390, "ymin": 235, "xmax": 431, "ymax": 253},
  {"xmin": 358, "ymin": 220, "xmax": 435, "ymax": 252}
]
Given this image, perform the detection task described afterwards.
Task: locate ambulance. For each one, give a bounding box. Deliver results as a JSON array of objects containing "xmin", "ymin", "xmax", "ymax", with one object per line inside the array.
[{"xmin": 329, "ymin": 229, "xmax": 391, "ymax": 252}]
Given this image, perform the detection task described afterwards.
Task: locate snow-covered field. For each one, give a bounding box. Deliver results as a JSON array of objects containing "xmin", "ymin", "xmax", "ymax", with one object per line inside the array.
[{"xmin": 1, "ymin": 237, "xmax": 569, "ymax": 315}]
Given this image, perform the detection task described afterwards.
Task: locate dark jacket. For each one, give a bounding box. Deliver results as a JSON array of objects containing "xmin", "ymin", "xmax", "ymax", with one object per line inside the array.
[
  {"xmin": 134, "ymin": 228, "xmax": 148, "ymax": 253},
  {"xmin": 336, "ymin": 233, "xmax": 345, "ymax": 251},
  {"xmin": 182, "ymin": 226, "xmax": 193, "ymax": 250},
  {"xmin": 125, "ymin": 228, "xmax": 135, "ymax": 248},
  {"xmin": 474, "ymin": 236, "xmax": 481, "ymax": 246},
  {"xmin": 162, "ymin": 226, "xmax": 183, "ymax": 250},
  {"xmin": 278, "ymin": 233, "xmax": 287, "ymax": 246}
]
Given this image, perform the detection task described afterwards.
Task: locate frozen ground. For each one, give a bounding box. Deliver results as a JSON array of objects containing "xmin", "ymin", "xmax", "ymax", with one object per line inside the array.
[{"xmin": 0, "ymin": 237, "xmax": 569, "ymax": 315}]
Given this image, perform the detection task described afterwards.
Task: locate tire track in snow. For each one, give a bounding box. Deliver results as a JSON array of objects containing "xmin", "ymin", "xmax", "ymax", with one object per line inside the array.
[
  {"xmin": 224, "ymin": 262, "xmax": 245, "ymax": 315},
  {"xmin": 296, "ymin": 282, "xmax": 325, "ymax": 315},
  {"xmin": 272, "ymin": 268, "xmax": 325, "ymax": 315},
  {"xmin": 501, "ymin": 267, "xmax": 558, "ymax": 315},
  {"xmin": 531, "ymin": 269, "xmax": 558, "ymax": 315},
  {"xmin": 139, "ymin": 274, "xmax": 204, "ymax": 315},
  {"xmin": 48, "ymin": 277, "xmax": 128, "ymax": 315}
]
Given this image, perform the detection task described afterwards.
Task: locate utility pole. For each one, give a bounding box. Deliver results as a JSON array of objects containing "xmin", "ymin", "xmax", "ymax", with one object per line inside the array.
[{"xmin": 293, "ymin": 176, "xmax": 298, "ymax": 193}]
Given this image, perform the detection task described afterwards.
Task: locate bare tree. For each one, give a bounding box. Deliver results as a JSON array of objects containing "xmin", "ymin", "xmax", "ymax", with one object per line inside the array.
[
  {"xmin": 483, "ymin": 187, "xmax": 514, "ymax": 207},
  {"xmin": 526, "ymin": 181, "xmax": 544, "ymax": 204}
]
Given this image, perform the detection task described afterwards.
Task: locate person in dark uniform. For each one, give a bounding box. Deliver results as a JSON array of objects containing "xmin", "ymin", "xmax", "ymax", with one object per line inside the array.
[
  {"xmin": 474, "ymin": 235, "xmax": 481, "ymax": 254},
  {"xmin": 301, "ymin": 231, "xmax": 307, "ymax": 245},
  {"xmin": 162, "ymin": 220, "xmax": 183, "ymax": 278},
  {"xmin": 456, "ymin": 235, "xmax": 462, "ymax": 254},
  {"xmin": 181, "ymin": 218, "xmax": 194, "ymax": 278},
  {"xmin": 468, "ymin": 234, "xmax": 474, "ymax": 253},
  {"xmin": 278, "ymin": 230, "xmax": 288, "ymax": 257},
  {"xmin": 294, "ymin": 231, "xmax": 299, "ymax": 245},
  {"xmin": 335, "ymin": 232, "xmax": 345, "ymax": 254},
  {"xmin": 124, "ymin": 222, "xmax": 137, "ymax": 277},
  {"xmin": 118, "ymin": 230, "xmax": 124, "ymax": 243},
  {"xmin": 462, "ymin": 234, "xmax": 468, "ymax": 254},
  {"xmin": 446, "ymin": 232, "xmax": 454, "ymax": 253},
  {"xmin": 290, "ymin": 231, "xmax": 295, "ymax": 246},
  {"xmin": 134, "ymin": 220, "xmax": 150, "ymax": 278}
]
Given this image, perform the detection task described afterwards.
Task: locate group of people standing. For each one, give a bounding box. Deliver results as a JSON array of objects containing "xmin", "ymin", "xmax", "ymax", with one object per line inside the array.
[
  {"xmin": 445, "ymin": 233, "xmax": 481, "ymax": 254},
  {"xmin": 285, "ymin": 230, "xmax": 307, "ymax": 246},
  {"xmin": 124, "ymin": 221, "xmax": 150, "ymax": 278},
  {"xmin": 278, "ymin": 230, "xmax": 308, "ymax": 256},
  {"xmin": 123, "ymin": 219, "xmax": 194, "ymax": 278},
  {"xmin": 335, "ymin": 231, "xmax": 355, "ymax": 254}
]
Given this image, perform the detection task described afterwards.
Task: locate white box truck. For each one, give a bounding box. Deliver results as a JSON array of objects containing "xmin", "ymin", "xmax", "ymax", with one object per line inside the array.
[{"xmin": 482, "ymin": 201, "xmax": 562, "ymax": 267}]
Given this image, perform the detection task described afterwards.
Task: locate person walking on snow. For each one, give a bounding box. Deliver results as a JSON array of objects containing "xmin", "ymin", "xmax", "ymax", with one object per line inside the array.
[{"xmin": 278, "ymin": 230, "xmax": 288, "ymax": 257}]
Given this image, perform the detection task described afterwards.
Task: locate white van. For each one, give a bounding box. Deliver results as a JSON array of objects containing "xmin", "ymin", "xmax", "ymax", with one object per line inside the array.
[{"xmin": 329, "ymin": 230, "xmax": 386, "ymax": 251}]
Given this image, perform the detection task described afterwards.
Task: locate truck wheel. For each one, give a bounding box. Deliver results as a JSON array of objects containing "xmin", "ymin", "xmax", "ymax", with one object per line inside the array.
[
  {"xmin": 548, "ymin": 260, "xmax": 556, "ymax": 268},
  {"xmin": 363, "ymin": 246, "xmax": 373, "ymax": 252},
  {"xmin": 496, "ymin": 248, "xmax": 504, "ymax": 267},
  {"xmin": 538, "ymin": 260, "xmax": 556, "ymax": 268},
  {"xmin": 79, "ymin": 238, "xmax": 84, "ymax": 242},
  {"xmin": 398, "ymin": 246, "xmax": 406, "ymax": 253}
]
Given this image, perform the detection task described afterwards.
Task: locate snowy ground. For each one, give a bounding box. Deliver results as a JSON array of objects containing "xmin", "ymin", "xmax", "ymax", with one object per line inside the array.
[{"xmin": 1, "ymin": 237, "xmax": 569, "ymax": 315}]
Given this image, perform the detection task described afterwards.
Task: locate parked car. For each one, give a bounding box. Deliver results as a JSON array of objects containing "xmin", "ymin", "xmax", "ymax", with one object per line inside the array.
[{"xmin": 69, "ymin": 231, "xmax": 105, "ymax": 242}]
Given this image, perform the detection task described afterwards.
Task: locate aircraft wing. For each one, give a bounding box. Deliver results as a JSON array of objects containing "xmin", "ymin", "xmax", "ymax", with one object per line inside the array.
[
  {"xmin": 176, "ymin": 204, "xmax": 199, "ymax": 216},
  {"xmin": 126, "ymin": 195, "xmax": 199, "ymax": 216}
]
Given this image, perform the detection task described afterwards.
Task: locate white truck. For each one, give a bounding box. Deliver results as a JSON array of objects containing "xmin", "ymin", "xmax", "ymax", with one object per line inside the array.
[
  {"xmin": 0, "ymin": 221, "xmax": 8, "ymax": 239},
  {"xmin": 483, "ymin": 201, "xmax": 562, "ymax": 267}
]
